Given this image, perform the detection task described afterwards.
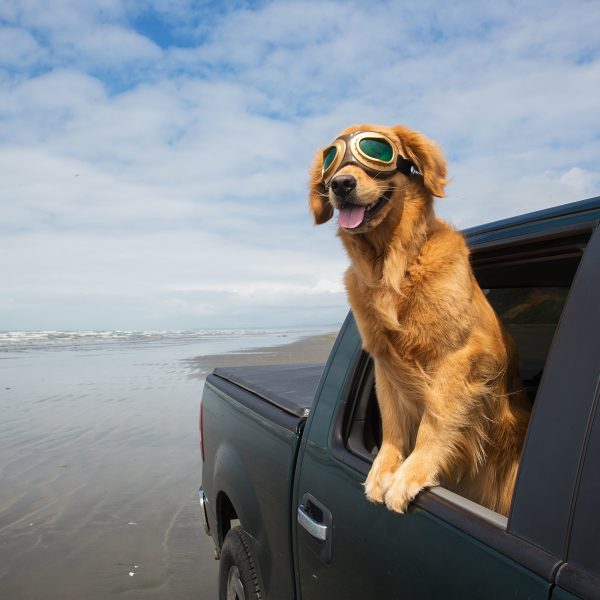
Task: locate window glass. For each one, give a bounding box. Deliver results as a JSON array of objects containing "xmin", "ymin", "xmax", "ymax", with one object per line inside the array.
[
  {"xmin": 484, "ymin": 287, "xmax": 569, "ymax": 325},
  {"xmin": 484, "ymin": 287, "xmax": 570, "ymax": 394}
]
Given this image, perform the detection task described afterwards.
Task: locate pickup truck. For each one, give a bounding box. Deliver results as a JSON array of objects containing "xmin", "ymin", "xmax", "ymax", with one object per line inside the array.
[{"xmin": 199, "ymin": 197, "xmax": 600, "ymax": 600}]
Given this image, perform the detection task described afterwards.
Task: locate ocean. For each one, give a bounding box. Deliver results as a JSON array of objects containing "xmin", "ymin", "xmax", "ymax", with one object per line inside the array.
[{"xmin": 0, "ymin": 327, "xmax": 335, "ymax": 599}]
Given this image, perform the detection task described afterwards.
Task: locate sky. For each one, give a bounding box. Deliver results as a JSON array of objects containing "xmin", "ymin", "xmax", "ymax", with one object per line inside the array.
[{"xmin": 1, "ymin": 0, "xmax": 599, "ymax": 331}]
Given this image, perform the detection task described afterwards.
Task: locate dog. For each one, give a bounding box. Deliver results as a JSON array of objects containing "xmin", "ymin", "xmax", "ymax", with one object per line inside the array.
[{"xmin": 309, "ymin": 124, "xmax": 531, "ymax": 516}]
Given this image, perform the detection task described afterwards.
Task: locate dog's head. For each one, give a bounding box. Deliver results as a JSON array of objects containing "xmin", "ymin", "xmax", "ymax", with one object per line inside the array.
[{"xmin": 309, "ymin": 124, "xmax": 447, "ymax": 234}]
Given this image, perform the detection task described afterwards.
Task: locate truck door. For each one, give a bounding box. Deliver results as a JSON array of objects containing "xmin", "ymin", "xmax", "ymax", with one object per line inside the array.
[
  {"xmin": 293, "ymin": 222, "xmax": 600, "ymax": 600},
  {"xmin": 293, "ymin": 320, "xmax": 554, "ymax": 600}
]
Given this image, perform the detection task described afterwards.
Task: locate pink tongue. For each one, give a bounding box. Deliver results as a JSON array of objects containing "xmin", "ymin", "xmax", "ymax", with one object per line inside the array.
[{"xmin": 338, "ymin": 205, "xmax": 366, "ymax": 229}]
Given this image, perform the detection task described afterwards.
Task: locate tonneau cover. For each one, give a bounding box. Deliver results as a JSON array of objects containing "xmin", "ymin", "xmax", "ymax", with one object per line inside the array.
[{"xmin": 212, "ymin": 363, "xmax": 324, "ymax": 418}]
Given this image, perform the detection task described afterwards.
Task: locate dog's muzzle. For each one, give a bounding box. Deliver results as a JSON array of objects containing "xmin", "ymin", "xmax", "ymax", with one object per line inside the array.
[{"xmin": 336, "ymin": 188, "xmax": 394, "ymax": 230}]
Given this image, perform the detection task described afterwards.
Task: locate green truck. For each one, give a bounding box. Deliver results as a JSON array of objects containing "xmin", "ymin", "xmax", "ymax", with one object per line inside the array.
[{"xmin": 199, "ymin": 197, "xmax": 600, "ymax": 600}]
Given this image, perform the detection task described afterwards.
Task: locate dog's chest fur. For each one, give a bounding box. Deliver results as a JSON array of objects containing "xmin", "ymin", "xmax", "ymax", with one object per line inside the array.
[{"xmin": 343, "ymin": 223, "xmax": 476, "ymax": 367}]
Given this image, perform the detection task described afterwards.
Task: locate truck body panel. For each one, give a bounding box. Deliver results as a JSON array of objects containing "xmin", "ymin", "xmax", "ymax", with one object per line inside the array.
[
  {"xmin": 201, "ymin": 196, "xmax": 600, "ymax": 600},
  {"xmin": 202, "ymin": 376, "xmax": 305, "ymax": 599}
]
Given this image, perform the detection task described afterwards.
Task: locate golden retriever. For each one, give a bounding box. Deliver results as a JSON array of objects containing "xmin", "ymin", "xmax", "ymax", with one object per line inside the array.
[{"xmin": 309, "ymin": 124, "xmax": 531, "ymax": 516}]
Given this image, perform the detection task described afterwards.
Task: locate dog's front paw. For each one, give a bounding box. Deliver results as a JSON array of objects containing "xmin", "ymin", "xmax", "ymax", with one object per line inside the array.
[
  {"xmin": 364, "ymin": 445, "xmax": 403, "ymax": 504},
  {"xmin": 384, "ymin": 463, "xmax": 437, "ymax": 514},
  {"xmin": 365, "ymin": 468, "xmax": 392, "ymax": 504}
]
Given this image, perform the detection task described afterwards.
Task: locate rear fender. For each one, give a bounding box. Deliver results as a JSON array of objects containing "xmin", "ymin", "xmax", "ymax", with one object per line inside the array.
[{"xmin": 213, "ymin": 440, "xmax": 264, "ymax": 549}]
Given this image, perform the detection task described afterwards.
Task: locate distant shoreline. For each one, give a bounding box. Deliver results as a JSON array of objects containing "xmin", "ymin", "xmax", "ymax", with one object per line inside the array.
[
  {"xmin": 0, "ymin": 327, "xmax": 340, "ymax": 354},
  {"xmin": 187, "ymin": 332, "xmax": 338, "ymax": 379}
]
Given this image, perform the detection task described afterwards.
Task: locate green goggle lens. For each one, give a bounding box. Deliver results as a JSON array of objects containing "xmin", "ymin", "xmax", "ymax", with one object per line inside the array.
[
  {"xmin": 359, "ymin": 138, "xmax": 394, "ymax": 162},
  {"xmin": 323, "ymin": 146, "xmax": 337, "ymax": 171}
]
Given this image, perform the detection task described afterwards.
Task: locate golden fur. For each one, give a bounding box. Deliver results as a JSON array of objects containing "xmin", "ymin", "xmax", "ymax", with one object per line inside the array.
[{"xmin": 309, "ymin": 124, "xmax": 531, "ymax": 516}]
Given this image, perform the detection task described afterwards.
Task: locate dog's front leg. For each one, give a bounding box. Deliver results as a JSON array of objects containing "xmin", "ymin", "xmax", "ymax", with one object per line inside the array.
[
  {"xmin": 383, "ymin": 410, "xmax": 446, "ymax": 513},
  {"xmin": 383, "ymin": 347, "xmax": 478, "ymax": 513},
  {"xmin": 364, "ymin": 362, "xmax": 408, "ymax": 503}
]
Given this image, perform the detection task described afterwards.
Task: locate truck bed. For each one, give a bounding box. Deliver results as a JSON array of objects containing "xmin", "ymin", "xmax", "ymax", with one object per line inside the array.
[
  {"xmin": 202, "ymin": 362, "xmax": 326, "ymax": 599},
  {"xmin": 211, "ymin": 363, "xmax": 324, "ymax": 418}
]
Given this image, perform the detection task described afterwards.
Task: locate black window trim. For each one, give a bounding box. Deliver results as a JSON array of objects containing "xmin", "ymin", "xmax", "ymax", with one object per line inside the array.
[
  {"xmin": 464, "ymin": 217, "xmax": 595, "ymax": 251},
  {"xmin": 556, "ymin": 562, "xmax": 600, "ymax": 600}
]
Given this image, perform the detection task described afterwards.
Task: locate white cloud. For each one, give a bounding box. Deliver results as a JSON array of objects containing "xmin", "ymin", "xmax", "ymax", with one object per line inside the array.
[
  {"xmin": 1, "ymin": 0, "xmax": 599, "ymax": 329},
  {"xmin": 559, "ymin": 167, "xmax": 600, "ymax": 195},
  {"xmin": 439, "ymin": 164, "xmax": 600, "ymax": 228},
  {"xmin": 0, "ymin": 26, "xmax": 43, "ymax": 67},
  {"xmin": 0, "ymin": 226, "xmax": 347, "ymax": 329},
  {"xmin": 75, "ymin": 25, "xmax": 163, "ymax": 65}
]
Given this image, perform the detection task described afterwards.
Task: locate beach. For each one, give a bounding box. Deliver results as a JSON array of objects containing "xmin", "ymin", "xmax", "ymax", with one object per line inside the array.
[{"xmin": 0, "ymin": 329, "xmax": 337, "ymax": 599}]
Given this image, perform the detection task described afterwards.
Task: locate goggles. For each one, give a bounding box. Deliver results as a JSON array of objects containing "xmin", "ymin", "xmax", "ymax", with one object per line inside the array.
[{"xmin": 321, "ymin": 131, "xmax": 416, "ymax": 186}]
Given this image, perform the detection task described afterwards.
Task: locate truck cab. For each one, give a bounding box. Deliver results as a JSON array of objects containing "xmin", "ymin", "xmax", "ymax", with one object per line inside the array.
[{"xmin": 201, "ymin": 197, "xmax": 600, "ymax": 600}]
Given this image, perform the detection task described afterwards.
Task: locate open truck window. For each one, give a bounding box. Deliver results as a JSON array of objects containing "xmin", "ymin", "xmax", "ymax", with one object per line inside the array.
[{"xmin": 341, "ymin": 232, "xmax": 588, "ymax": 514}]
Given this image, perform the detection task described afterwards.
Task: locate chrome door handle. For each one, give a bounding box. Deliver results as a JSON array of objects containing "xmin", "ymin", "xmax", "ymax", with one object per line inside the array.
[
  {"xmin": 298, "ymin": 493, "xmax": 333, "ymax": 564},
  {"xmin": 298, "ymin": 505, "xmax": 328, "ymax": 541}
]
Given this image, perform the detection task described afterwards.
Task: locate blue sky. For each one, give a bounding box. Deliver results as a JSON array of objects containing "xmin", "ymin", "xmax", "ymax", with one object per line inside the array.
[{"xmin": 1, "ymin": 0, "xmax": 599, "ymax": 330}]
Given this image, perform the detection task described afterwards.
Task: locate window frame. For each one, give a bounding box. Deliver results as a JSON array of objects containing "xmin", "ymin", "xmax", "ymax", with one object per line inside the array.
[
  {"xmin": 328, "ymin": 222, "xmax": 598, "ymax": 583},
  {"xmin": 509, "ymin": 224, "xmax": 600, "ymax": 557}
]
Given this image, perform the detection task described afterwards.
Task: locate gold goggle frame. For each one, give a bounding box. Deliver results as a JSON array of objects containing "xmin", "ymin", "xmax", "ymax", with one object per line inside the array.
[{"xmin": 321, "ymin": 131, "xmax": 400, "ymax": 185}]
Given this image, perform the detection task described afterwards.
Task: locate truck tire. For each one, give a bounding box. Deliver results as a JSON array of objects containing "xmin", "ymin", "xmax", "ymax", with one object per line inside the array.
[{"xmin": 219, "ymin": 526, "xmax": 262, "ymax": 600}]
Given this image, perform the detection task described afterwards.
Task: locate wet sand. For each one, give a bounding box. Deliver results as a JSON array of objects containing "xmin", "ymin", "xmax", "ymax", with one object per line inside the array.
[
  {"xmin": 0, "ymin": 332, "xmax": 336, "ymax": 600},
  {"xmin": 186, "ymin": 331, "xmax": 337, "ymax": 375}
]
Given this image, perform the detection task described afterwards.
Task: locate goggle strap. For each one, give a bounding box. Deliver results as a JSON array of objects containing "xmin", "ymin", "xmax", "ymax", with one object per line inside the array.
[{"xmin": 396, "ymin": 155, "xmax": 417, "ymax": 177}]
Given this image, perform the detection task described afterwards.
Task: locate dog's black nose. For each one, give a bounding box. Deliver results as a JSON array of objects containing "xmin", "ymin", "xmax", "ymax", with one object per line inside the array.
[{"xmin": 331, "ymin": 174, "xmax": 356, "ymax": 196}]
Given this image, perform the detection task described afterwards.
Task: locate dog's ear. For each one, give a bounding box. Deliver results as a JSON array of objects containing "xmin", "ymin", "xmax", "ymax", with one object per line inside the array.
[
  {"xmin": 309, "ymin": 150, "xmax": 334, "ymax": 224},
  {"xmin": 394, "ymin": 125, "xmax": 448, "ymax": 198}
]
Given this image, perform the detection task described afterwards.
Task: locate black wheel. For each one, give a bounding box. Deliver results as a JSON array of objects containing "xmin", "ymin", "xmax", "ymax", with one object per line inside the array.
[{"xmin": 219, "ymin": 526, "xmax": 262, "ymax": 600}]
